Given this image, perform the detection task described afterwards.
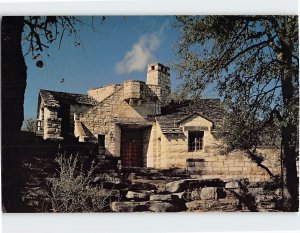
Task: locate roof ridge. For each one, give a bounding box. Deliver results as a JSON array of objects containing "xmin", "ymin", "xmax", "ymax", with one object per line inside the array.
[{"xmin": 40, "ymin": 89, "xmax": 87, "ymax": 96}]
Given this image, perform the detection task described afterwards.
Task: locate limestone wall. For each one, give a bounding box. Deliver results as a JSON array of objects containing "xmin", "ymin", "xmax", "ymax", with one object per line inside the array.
[
  {"xmin": 146, "ymin": 63, "xmax": 171, "ymax": 106},
  {"xmin": 44, "ymin": 117, "xmax": 63, "ymax": 140},
  {"xmin": 146, "ymin": 123, "xmax": 158, "ymax": 167},
  {"xmin": 79, "ymin": 85, "xmax": 158, "ymax": 157},
  {"xmin": 123, "ymin": 80, "xmax": 141, "ymax": 100},
  {"xmin": 143, "ymin": 128, "xmax": 152, "ymax": 167},
  {"xmin": 147, "ymin": 115, "xmax": 281, "ymax": 182},
  {"xmin": 88, "ymin": 84, "xmax": 121, "ymax": 102},
  {"xmin": 157, "ymin": 133, "xmax": 280, "ymax": 182},
  {"xmin": 69, "ymin": 104, "xmax": 92, "ymax": 133},
  {"xmin": 43, "ymin": 107, "xmax": 63, "ymax": 140}
]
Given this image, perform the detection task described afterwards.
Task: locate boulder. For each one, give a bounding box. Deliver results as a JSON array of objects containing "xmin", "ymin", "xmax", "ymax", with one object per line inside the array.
[
  {"xmin": 191, "ymin": 189, "xmax": 201, "ymax": 200},
  {"xmin": 110, "ymin": 201, "xmax": 150, "ymax": 212},
  {"xmin": 225, "ymin": 182, "xmax": 239, "ymax": 189},
  {"xmin": 93, "ymin": 175, "xmax": 122, "ymax": 184},
  {"xmin": 126, "ymin": 190, "xmax": 151, "ymax": 200},
  {"xmin": 148, "ymin": 201, "xmax": 181, "ymax": 212},
  {"xmin": 186, "ymin": 200, "xmax": 214, "ymax": 211},
  {"xmin": 130, "ymin": 182, "xmax": 157, "ymax": 191},
  {"xmin": 150, "ymin": 194, "xmax": 172, "ymax": 201},
  {"xmin": 186, "ymin": 199, "xmax": 240, "ymax": 212},
  {"xmin": 165, "ymin": 179, "xmax": 224, "ymax": 193},
  {"xmin": 200, "ymin": 187, "xmax": 217, "ymax": 200},
  {"xmin": 110, "ymin": 200, "xmax": 184, "ymax": 212}
]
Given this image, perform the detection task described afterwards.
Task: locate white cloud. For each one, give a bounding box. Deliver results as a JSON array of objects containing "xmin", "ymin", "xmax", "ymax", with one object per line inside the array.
[{"xmin": 115, "ymin": 33, "xmax": 160, "ymax": 74}]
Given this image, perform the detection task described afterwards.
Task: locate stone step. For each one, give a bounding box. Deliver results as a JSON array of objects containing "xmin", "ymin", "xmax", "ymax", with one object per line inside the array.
[{"xmin": 111, "ymin": 200, "xmax": 185, "ymax": 212}]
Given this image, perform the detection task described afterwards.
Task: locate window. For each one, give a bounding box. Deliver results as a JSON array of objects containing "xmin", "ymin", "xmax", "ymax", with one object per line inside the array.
[
  {"xmin": 97, "ymin": 134, "xmax": 105, "ymax": 147},
  {"xmin": 151, "ymin": 65, "xmax": 155, "ymax": 70},
  {"xmin": 188, "ymin": 131, "xmax": 204, "ymax": 152}
]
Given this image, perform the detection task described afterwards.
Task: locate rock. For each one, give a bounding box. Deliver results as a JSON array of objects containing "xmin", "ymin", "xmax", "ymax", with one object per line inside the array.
[
  {"xmin": 93, "ymin": 177, "xmax": 101, "ymax": 183},
  {"xmin": 186, "ymin": 200, "xmax": 212, "ymax": 211},
  {"xmin": 191, "ymin": 190, "xmax": 201, "ymax": 200},
  {"xmin": 148, "ymin": 201, "xmax": 180, "ymax": 212},
  {"xmin": 165, "ymin": 180, "xmax": 188, "ymax": 193},
  {"xmin": 165, "ymin": 179, "xmax": 224, "ymax": 193},
  {"xmin": 200, "ymin": 187, "xmax": 217, "ymax": 200},
  {"xmin": 150, "ymin": 194, "xmax": 172, "ymax": 201},
  {"xmin": 110, "ymin": 201, "xmax": 150, "ymax": 212},
  {"xmin": 103, "ymin": 180, "xmax": 130, "ymax": 190},
  {"xmin": 274, "ymin": 188, "xmax": 282, "ymax": 196},
  {"xmin": 248, "ymin": 187, "xmax": 265, "ymax": 195},
  {"xmin": 26, "ymin": 187, "xmax": 48, "ymax": 198},
  {"xmin": 172, "ymin": 192, "xmax": 186, "ymax": 199},
  {"xmin": 186, "ymin": 198, "xmax": 240, "ymax": 212},
  {"xmin": 257, "ymin": 201, "xmax": 277, "ymax": 210},
  {"xmin": 126, "ymin": 190, "xmax": 151, "ymax": 200},
  {"xmin": 255, "ymin": 194, "xmax": 276, "ymax": 203},
  {"xmin": 110, "ymin": 200, "xmax": 184, "ymax": 212},
  {"xmin": 130, "ymin": 182, "xmax": 157, "ymax": 191},
  {"xmin": 225, "ymin": 182, "xmax": 239, "ymax": 189},
  {"xmin": 94, "ymin": 175, "xmax": 122, "ymax": 184}
]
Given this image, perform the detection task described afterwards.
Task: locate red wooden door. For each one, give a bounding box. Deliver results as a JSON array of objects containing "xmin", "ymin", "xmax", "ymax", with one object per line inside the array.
[{"xmin": 121, "ymin": 129, "xmax": 143, "ymax": 167}]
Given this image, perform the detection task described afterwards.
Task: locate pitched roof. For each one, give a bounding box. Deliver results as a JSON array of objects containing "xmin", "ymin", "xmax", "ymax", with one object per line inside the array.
[
  {"xmin": 39, "ymin": 89, "xmax": 98, "ymax": 108},
  {"xmin": 157, "ymin": 99, "xmax": 223, "ymax": 135}
]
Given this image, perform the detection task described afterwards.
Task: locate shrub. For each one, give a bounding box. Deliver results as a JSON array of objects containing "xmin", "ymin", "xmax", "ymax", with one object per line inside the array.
[{"xmin": 48, "ymin": 154, "xmax": 112, "ymax": 212}]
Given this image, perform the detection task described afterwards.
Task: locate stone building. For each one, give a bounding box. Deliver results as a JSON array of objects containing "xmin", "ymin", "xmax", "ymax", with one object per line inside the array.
[{"xmin": 36, "ymin": 63, "xmax": 280, "ymax": 181}]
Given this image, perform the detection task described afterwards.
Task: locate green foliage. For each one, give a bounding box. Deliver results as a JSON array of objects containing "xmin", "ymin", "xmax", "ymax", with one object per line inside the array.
[
  {"xmin": 48, "ymin": 155, "xmax": 111, "ymax": 212},
  {"xmin": 173, "ymin": 16, "xmax": 298, "ymax": 150}
]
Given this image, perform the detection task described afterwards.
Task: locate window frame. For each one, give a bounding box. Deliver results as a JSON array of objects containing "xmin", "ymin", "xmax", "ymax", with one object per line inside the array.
[{"xmin": 188, "ymin": 130, "xmax": 204, "ymax": 152}]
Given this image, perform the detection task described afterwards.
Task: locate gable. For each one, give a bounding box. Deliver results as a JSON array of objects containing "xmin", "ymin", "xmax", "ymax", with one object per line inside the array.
[
  {"xmin": 177, "ymin": 112, "xmax": 213, "ymax": 125},
  {"xmin": 39, "ymin": 89, "xmax": 98, "ymax": 108},
  {"xmin": 180, "ymin": 114, "xmax": 213, "ymax": 132}
]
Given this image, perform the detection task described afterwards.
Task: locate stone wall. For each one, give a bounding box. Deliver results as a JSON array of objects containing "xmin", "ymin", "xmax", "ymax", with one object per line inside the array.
[
  {"xmin": 146, "ymin": 63, "xmax": 171, "ymax": 106},
  {"xmin": 44, "ymin": 117, "xmax": 63, "ymax": 140},
  {"xmin": 123, "ymin": 80, "xmax": 142, "ymax": 100},
  {"xmin": 185, "ymin": 149, "xmax": 280, "ymax": 182},
  {"xmin": 146, "ymin": 115, "xmax": 281, "ymax": 182},
  {"xmin": 69, "ymin": 104, "xmax": 92, "ymax": 133},
  {"xmin": 88, "ymin": 84, "xmax": 122, "ymax": 102},
  {"xmin": 143, "ymin": 128, "xmax": 152, "ymax": 167},
  {"xmin": 43, "ymin": 107, "xmax": 63, "ymax": 140},
  {"xmin": 79, "ymin": 84, "xmax": 159, "ymax": 157}
]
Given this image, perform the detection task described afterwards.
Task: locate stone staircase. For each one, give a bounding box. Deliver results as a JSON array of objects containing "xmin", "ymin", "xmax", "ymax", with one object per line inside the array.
[
  {"xmin": 92, "ymin": 166, "xmax": 282, "ymax": 212},
  {"xmin": 21, "ymin": 156, "xmax": 55, "ymax": 212},
  {"xmin": 20, "ymin": 155, "xmax": 283, "ymax": 212}
]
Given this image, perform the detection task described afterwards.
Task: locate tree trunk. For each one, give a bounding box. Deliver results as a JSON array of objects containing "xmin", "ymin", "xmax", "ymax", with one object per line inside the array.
[
  {"xmin": 1, "ymin": 16, "xmax": 27, "ymax": 212},
  {"xmin": 281, "ymin": 125, "xmax": 298, "ymax": 211},
  {"xmin": 280, "ymin": 42, "xmax": 299, "ymax": 211}
]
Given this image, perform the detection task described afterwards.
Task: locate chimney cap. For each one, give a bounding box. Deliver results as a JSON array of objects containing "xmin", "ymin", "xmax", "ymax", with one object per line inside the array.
[{"xmin": 147, "ymin": 63, "xmax": 170, "ymax": 70}]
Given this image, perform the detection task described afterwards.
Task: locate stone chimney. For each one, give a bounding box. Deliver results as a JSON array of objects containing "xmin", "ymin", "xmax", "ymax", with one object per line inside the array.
[{"xmin": 146, "ymin": 63, "xmax": 171, "ymax": 106}]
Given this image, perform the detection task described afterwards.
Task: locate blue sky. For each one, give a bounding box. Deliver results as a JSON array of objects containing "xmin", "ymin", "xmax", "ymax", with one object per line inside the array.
[
  {"xmin": 22, "ymin": 16, "xmax": 179, "ymax": 118},
  {"xmin": 22, "ymin": 16, "xmax": 218, "ymax": 119}
]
